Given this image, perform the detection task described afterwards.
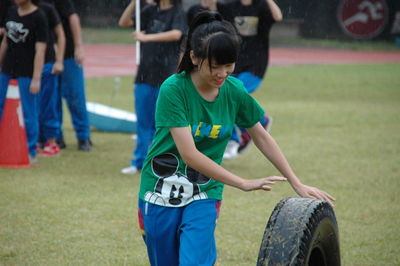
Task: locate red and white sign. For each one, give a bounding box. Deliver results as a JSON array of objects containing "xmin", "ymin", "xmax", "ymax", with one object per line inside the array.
[{"xmin": 338, "ymin": 0, "xmax": 388, "ymax": 39}]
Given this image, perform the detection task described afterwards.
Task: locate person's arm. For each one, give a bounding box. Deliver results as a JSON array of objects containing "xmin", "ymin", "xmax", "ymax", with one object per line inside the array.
[
  {"xmin": 248, "ymin": 122, "xmax": 336, "ymax": 206},
  {"xmin": 69, "ymin": 13, "xmax": 84, "ymax": 64},
  {"xmin": 170, "ymin": 126, "xmax": 287, "ymax": 191},
  {"xmin": 0, "ymin": 35, "xmax": 8, "ymax": 68},
  {"xmin": 30, "ymin": 42, "xmax": 47, "ymax": 94},
  {"xmin": 118, "ymin": 1, "xmax": 135, "ymax": 28},
  {"xmin": 134, "ymin": 29, "xmax": 183, "ymax": 42},
  {"xmin": 52, "ymin": 23, "xmax": 65, "ymax": 74},
  {"xmin": 0, "ymin": 28, "xmax": 5, "ymax": 38},
  {"xmin": 266, "ymin": 0, "xmax": 283, "ymax": 22}
]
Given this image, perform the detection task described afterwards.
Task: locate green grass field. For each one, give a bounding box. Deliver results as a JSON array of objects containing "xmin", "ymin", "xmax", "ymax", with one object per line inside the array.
[{"xmin": 1, "ymin": 63, "xmax": 399, "ymax": 265}]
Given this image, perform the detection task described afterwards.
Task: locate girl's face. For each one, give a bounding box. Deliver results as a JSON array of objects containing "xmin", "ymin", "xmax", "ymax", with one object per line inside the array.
[{"xmin": 192, "ymin": 54, "xmax": 235, "ymax": 89}]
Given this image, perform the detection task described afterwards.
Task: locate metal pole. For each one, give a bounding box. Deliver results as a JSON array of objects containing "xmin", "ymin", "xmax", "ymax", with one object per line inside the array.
[{"xmin": 135, "ymin": 0, "xmax": 141, "ymax": 65}]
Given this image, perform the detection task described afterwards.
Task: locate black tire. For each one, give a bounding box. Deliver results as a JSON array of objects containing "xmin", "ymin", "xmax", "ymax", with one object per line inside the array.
[{"xmin": 257, "ymin": 197, "xmax": 340, "ymax": 266}]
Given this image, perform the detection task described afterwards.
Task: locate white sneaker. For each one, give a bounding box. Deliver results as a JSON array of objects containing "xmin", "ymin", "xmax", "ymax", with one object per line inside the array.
[
  {"xmin": 121, "ymin": 166, "xmax": 139, "ymax": 175},
  {"xmin": 223, "ymin": 140, "xmax": 240, "ymax": 160},
  {"xmin": 29, "ymin": 155, "xmax": 38, "ymax": 164}
]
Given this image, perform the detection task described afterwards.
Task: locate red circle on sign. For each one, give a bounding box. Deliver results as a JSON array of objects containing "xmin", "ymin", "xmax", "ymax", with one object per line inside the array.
[{"xmin": 338, "ymin": 0, "xmax": 388, "ymax": 39}]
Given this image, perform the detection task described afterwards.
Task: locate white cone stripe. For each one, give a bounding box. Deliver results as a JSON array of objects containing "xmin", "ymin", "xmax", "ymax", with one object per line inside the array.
[
  {"xmin": 6, "ymin": 85, "xmax": 20, "ymax": 99},
  {"xmin": 17, "ymin": 104, "xmax": 25, "ymax": 128}
]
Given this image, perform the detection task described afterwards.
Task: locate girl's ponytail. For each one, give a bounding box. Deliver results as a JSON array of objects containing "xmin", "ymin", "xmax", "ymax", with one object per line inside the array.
[{"xmin": 178, "ymin": 11, "xmax": 226, "ymax": 73}]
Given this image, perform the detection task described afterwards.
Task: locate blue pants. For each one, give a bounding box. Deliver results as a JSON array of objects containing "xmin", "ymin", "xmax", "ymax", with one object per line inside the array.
[
  {"xmin": 231, "ymin": 72, "xmax": 264, "ymax": 143},
  {"xmin": 0, "ymin": 73, "xmax": 39, "ymax": 157},
  {"xmin": 57, "ymin": 58, "xmax": 90, "ymax": 141},
  {"xmin": 234, "ymin": 72, "xmax": 262, "ymax": 94},
  {"xmin": 39, "ymin": 63, "xmax": 60, "ymax": 142},
  {"xmin": 131, "ymin": 83, "xmax": 159, "ymax": 169},
  {"xmin": 138, "ymin": 199, "xmax": 221, "ymax": 266}
]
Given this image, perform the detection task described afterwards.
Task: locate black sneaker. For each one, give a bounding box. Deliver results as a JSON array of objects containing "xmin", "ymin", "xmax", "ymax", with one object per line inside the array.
[
  {"xmin": 78, "ymin": 139, "xmax": 92, "ymax": 151},
  {"xmin": 56, "ymin": 137, "xmax": 67, "ymax": 149}
]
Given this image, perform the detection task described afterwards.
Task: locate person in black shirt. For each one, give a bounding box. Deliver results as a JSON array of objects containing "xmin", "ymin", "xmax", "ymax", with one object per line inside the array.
[
  {"xmin": 0, "ymin": 0, "xmax": 48, "ymax": 162},
  {"xmin": 42, "ymin": 0, "xmax": 92, "ymax": 151},
  {"xmin": 38, "ymin": 2, "xmax": 65, "ymax": 156},
  {"xmin": 118, "ymin": 0, "xmax": 187, "ymax": 175},
  {"xmin": 217, "ymin": 0, "xmax": 282, "ymax": 159}
]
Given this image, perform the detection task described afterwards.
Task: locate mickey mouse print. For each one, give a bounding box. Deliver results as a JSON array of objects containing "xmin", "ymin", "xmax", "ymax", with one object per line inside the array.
[{"xmin": 144, "ymin": 153, "xmax": 211, "ymax": 207}]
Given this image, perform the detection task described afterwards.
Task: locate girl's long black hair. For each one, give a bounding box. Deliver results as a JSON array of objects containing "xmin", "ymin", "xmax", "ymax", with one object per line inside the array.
[{"xmin": 177, "ymin": 11, "xmax": 241, "ymax": 73}]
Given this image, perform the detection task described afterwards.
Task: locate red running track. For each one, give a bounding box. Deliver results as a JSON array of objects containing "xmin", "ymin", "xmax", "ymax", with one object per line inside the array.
[{"xmin": 83, "ymin": 44, "xmax": 400, "ymax": 78}]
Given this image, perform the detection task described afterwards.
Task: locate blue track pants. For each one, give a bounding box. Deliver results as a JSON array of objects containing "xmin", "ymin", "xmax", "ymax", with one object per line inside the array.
[
  {"xmin": 57, "ymin": 58, "xmax": 90, "ymax": 141},
  {"xmin": 138, "ymin": 199, "xmax": 221, "ymax": 266},
  {"xmin": 131, "ymin": 83, "xmax": 160, "ymax": 169},
  {"xmin": 39, "ymin": 63, "xmax": 60, "ymax": 142}
]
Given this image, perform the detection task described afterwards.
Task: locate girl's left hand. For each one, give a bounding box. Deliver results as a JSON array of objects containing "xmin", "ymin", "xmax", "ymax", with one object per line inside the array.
[
  {"xmin": 30, "ymin": 78, "xmax": 41, "ymax": 94},
  {"xmin": 133, "ymin": 31, "xmax": 147, "ymax": 42},
  {"xmin": 293, "ymin": 183, "xmax": 336, "ymax": 207}
]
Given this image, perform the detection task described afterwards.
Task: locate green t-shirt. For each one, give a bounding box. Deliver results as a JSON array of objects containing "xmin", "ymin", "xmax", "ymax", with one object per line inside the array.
[{"xmin": 139, "ymin": 71, "xmax": 264, "ymax": 207}]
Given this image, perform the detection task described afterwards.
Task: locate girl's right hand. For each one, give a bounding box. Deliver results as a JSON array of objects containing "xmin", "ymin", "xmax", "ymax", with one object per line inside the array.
[
  {"xmin": 240, "ymin": 176, "xmax": 287, "ymax": 191},
  {"xmin": 292, "ymin": 183, "xmax": 336, "ymax": 207}
]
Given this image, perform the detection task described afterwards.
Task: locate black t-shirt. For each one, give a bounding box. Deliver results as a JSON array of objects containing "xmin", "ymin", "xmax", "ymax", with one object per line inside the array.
[
  {"xmin": 42, "ymin": 0, "xmax": 76, "ymax": 59},
  {"xmin": 133, "ymin": 5, "xmax": 187, "ymax": 87},
  {"xmin": 218, "ymin": 0, "xmax": 275, "ymax": 78},
  {"xmin": 2, "ymin": 6, "xmax": 48, "ymax": 77},
  {"xmin": 40, "ymin": 2, "xmax": 61, "ymax": 63}
]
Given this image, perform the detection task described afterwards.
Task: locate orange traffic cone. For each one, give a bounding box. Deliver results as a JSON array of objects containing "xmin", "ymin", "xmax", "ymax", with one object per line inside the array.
[{"xmin": 0, "ymin": 79, "xmax": 31, "ymax": 168}]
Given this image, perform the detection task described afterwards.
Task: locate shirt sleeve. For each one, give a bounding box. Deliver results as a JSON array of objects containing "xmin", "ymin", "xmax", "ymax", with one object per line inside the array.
[
  {"xmin": 155, "ymin": 79, "xmax": 189, "ymax": 128},
  {"xmin": 131, "ymin": 5, "xmax": 153, "ymax": 31},
  {"xmin": 235, "ymin": 83, "xmax": 264, "ymax": 128},
  {"xmin": 258, "ymin": 1, "xmax": 275, "ymax": 31},
  {"xmin": 53, "ymin": 0, "xmax": 76, "ymax": 18},
  {"xmin": 35, "ymin": 10, "xmax": 49, "ymax": 43},
  {"xmin": 171, "ymin": 8, "xmax": 187, "ymax": 33},
  {"xmin": 44, "ymin": 4, "xmax": 61, "ymax": 29}
]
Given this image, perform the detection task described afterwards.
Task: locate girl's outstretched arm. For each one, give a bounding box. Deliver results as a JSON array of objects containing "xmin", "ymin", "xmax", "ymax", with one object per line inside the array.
[
  {"xmin": 170, "ymin": 126, "xmax": 287, "ymax": 192},
  {"xmin": 248, "ymin": 122, "xmax": 336, "ymax": 206}
]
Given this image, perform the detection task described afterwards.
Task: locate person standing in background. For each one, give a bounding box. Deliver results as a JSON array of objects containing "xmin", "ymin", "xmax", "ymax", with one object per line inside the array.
[
  {"xmin": 0, "ymin": 0, "xmax": 48, "ymax": 162},
  {"xmin": 118, "ymin": 0, "xmax": 186, "ymax": 175},
  {"xmin": 42, "ymin": 0, "xmax": 92, "ymax": 151},
  {"xmin": 218, "ymin": 0, "xmax": 282, "ymax": 159},
  {"xmin": 38, "ymin": 1, "xmax": 65, "ymax": 156}
]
